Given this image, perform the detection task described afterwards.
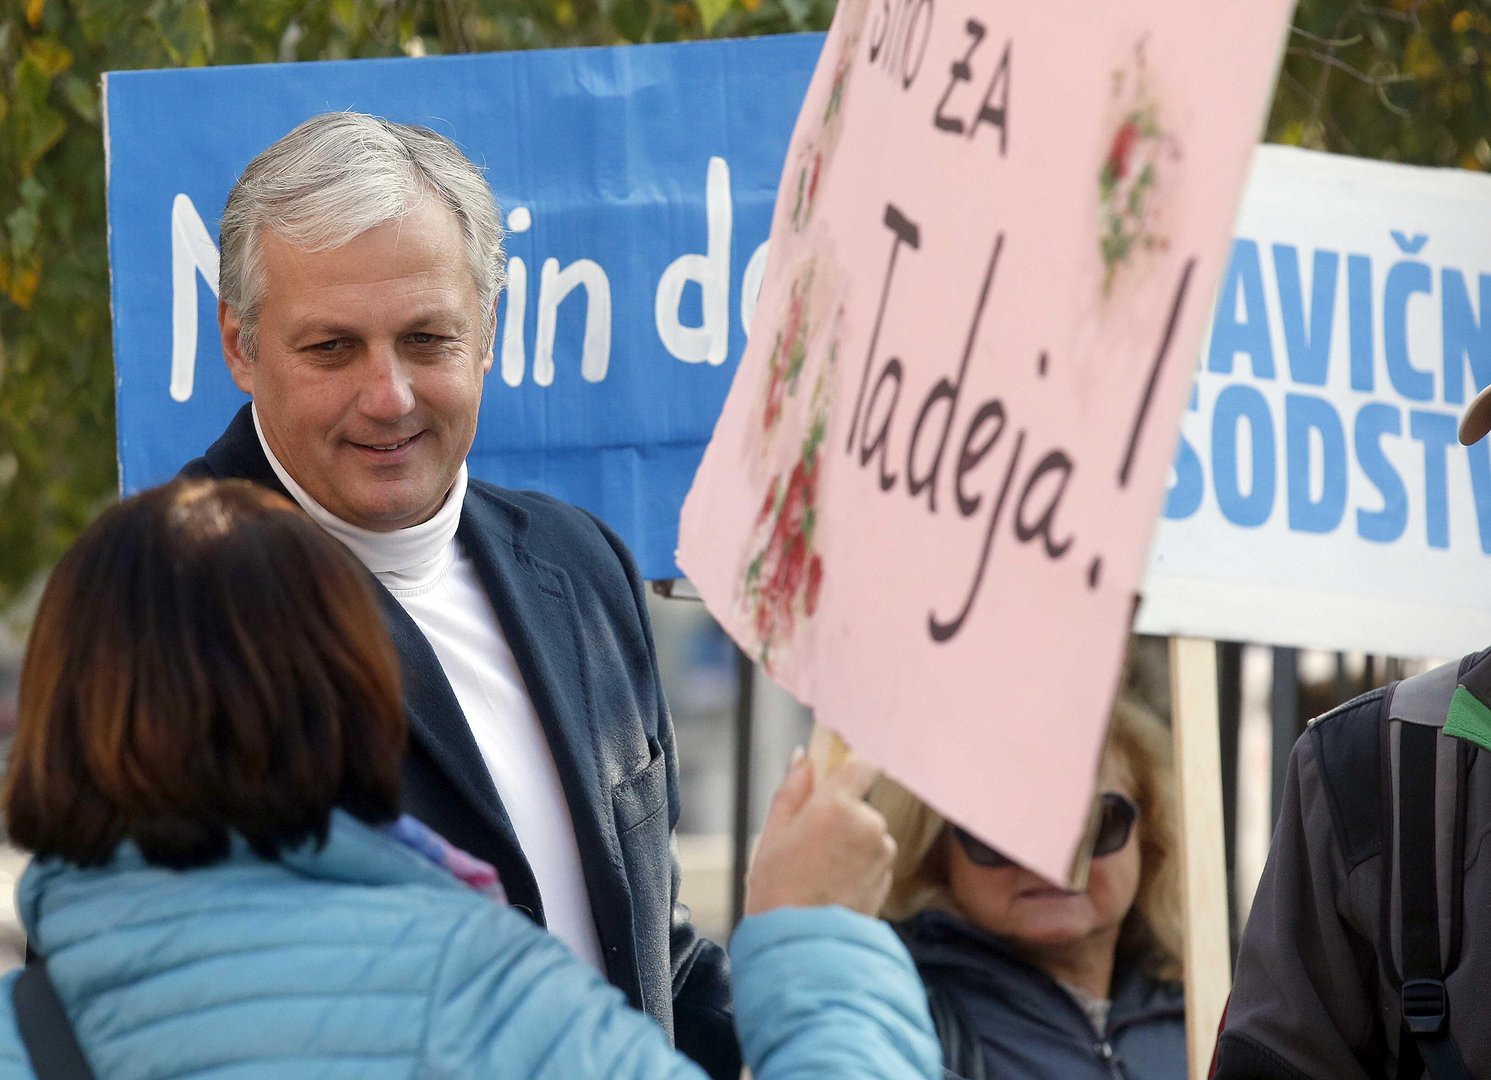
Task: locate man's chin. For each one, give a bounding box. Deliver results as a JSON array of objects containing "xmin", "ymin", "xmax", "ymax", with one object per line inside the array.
[
  {"xmin": 352, "ymin": 504, "xmax": 442, "ymax": 532},
  {"xmin": 323, "ymin": 484, "xmax": 444, "ymax": 532}
]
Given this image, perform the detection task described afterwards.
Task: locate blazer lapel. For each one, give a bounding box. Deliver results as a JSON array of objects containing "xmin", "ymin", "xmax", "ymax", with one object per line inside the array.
[
  {"xmin": 456, "ymin": 495, "xmax": 635, "ymax": 963},
  {"xmin": 373, "ymin": 587, "xmax": 541, "ymax": 912},
  {"xmin": 197, "ymin": 403, "xmax": 290, "ymax": 496}
]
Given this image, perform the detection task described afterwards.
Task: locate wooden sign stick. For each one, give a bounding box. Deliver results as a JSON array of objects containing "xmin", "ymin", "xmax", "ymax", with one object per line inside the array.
[{"xmin": 1169, "ymin": 636, "xmax": 1232, "ymax": 1080}]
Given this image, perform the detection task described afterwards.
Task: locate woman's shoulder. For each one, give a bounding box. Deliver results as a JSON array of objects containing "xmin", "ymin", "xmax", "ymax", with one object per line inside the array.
[
  {"xmin": 22, "ymin": 855, "xmax": 552, "ymax": 1076},
  {"xmin": 20, "ymin": 819, "xmax": 526, "ymax": 1026}
]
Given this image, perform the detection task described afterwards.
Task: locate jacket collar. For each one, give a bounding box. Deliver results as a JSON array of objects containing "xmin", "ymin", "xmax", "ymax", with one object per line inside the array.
[
  {"xmin": 374, "ymin": 480, "xmax": 622, "ymax": 933},
  {"xmin": 454, "ymin": 485, "xmax": 615, "ymax": 886},
  {"xmin": 200, "ymin": 403, "xmax": 290, "ymax": 498}
]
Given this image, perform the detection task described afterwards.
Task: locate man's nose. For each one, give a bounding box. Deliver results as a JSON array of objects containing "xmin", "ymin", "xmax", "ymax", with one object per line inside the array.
[{"xmin": 358, "ymin": 346, "xmax": 416, "ymax": 422}]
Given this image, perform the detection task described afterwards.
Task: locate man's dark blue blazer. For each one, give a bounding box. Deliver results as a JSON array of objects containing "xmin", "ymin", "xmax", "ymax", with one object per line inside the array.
[{"xmin": 181, "ymin": 404, "xmax": 738, "ymax": 1078}]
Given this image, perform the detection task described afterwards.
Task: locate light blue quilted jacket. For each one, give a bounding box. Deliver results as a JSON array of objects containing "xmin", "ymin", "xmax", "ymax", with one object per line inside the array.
[{"xmin": 0, "ymin": 812, "xmax": 937, "ymax": 1078}]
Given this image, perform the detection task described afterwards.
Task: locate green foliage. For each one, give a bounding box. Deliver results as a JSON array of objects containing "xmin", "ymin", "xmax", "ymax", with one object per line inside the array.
[
  {"xmin": 0, "ymin": 0, "xmax": 1486, "ymax": 611},
  {"xmin": 1269, "ymin": 0, "xmax": 1491, "ymax": 167}
]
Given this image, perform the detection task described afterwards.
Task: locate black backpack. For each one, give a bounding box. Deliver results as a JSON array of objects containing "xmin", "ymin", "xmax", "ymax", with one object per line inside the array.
[{"xmin": 1315, "ymin": 650, "xmax": 1491, "ymax": 1080}]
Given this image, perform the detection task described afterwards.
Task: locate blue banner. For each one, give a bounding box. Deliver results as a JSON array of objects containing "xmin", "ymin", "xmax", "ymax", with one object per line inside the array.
[{"xmin": 106, "ymin": 35, "xmax": 822, "ymax": 579}]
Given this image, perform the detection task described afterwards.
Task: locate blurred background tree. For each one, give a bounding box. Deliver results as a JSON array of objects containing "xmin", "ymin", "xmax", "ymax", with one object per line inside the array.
[
  {"xmin": 0, "ymin": 0, "xmax": 1487, "ymax": 613},
  {"xmin": 1274, "ymin": 0, "xmax": 1491, "ymax": 166}
]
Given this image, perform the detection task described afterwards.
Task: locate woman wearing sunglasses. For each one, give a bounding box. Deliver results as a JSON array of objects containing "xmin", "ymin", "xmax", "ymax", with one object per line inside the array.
[{"xmin": 869, "ymin": 695, "xmax": 1184, "ymax": 1080}]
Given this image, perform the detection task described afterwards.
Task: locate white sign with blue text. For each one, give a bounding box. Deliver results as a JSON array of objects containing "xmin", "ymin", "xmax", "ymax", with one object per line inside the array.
[{"xmin": 1138, "ymin": 145, "xmax": 1491, "ymax": 660}]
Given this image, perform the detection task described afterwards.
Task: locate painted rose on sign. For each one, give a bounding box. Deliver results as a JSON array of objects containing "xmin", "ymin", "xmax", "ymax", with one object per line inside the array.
[
  {"xmin": 742, "ymin": 420, "xmax": 828, "ymax": 662},
  {"xmin": 789, "ymin": 22, "xmax": 860, "ymax": 233},
  {"xmin": 738, "ymin": 16, "xmax": 862, "ymax": 671},
  {"xmin": 760, "ymin": 266, "xmax": 813, "ymax": 434},
  {"xmin": 1099, "ymin": 42, "xmax": 1181, "ymax": 294},
  {"xmin": 741, "ymin": 266, "xmax": 842, "ymax": 669}
]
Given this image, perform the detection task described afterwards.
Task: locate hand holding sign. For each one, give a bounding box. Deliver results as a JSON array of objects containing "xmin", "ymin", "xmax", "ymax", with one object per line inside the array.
[{"xmin": 745, "ymin": 747, "xmax": 893, "ymax": 917}]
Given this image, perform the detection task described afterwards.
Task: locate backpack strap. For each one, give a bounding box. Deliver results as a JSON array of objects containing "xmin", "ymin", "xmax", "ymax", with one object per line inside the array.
[
  {"xmin": 1395, "ymin": 721, "xmax": 1470, "ymax": 1080},
  {"xmin": 12, "ymin": 957, "xmax": 95, "ymax": 1080},
  {"xmin": 1382, "ymin": 657, "xmax": 1479, "ymax": 1080}
]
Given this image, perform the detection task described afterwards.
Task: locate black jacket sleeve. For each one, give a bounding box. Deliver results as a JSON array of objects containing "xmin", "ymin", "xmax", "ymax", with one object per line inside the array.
[{"xmin": 1215, "ymin": 700, "xmax": 1389, "ymax": 1080}]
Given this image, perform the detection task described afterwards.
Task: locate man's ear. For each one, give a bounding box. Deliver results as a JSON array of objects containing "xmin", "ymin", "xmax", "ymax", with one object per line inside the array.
[{"xmin": 219, "ymin": 301, "xmax": 255, "ymax": 394}]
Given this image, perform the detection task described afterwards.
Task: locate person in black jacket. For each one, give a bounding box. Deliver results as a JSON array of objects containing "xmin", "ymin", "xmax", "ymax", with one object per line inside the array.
[
  {"xmin": 182, "ymin": 111, "xmax": 737, "ymax": 1077},
  {"xmin": 872, "ymin": 695, "xmax": 1186, "ymax": 1079},
  {"xmin": 1213, "ymin": 390, "xmax": 1491, "ymax": 1080}
]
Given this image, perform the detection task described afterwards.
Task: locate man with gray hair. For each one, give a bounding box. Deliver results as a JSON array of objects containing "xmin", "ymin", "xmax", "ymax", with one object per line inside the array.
[{"xmin": 182, "ymin": 111, "xmax": 739, "ymax": 1077}]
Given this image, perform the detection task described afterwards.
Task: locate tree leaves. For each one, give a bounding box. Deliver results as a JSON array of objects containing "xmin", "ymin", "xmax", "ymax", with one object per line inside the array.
[
  {"xmin": 1271, "ymin": 0, "xmax": 1491, "ymax": 167},
  {"xmin": 152, "ymin": 0, "xmax": 214, "ymax": 66},
  {"xmin": 23, "ymin": 36, "xmax": 72, "ymax": 76},
  {"xmin": 5, "ymin": 178, "xmax": 46, "ymax": 308},
  {"xmin": 695, "ymin": 0, "xmax": 732, "ymax": 34}
]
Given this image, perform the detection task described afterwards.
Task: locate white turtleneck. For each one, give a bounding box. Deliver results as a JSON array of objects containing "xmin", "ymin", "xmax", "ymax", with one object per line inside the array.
[{"xmin": 251, "ymin": 406, "xmax": 603, "ymax": 972}]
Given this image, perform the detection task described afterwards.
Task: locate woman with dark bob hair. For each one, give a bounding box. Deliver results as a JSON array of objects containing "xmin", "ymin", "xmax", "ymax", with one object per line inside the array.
[
  {"xmin": 0, "ymin": 478, "xmax": 938, "ymax": 1077},
  {"xmin": 869, "ymin": 695, "xmax": 1185, "ymax": 1080}
]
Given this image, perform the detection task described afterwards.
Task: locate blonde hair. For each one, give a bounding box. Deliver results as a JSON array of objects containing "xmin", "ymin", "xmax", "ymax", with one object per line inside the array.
[{"xmin": 871, "ymin": 693, "xmax": 1184, "ymax": 982}]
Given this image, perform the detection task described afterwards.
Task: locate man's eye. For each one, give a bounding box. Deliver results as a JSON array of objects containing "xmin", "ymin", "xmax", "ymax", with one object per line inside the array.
[
  {"xmin": 310, "ymin": 339, "xmax": 345, "ymax": 352},
  {"xmin": 409, "ymin": 332, "xmax": 444, "ymax": 346}
]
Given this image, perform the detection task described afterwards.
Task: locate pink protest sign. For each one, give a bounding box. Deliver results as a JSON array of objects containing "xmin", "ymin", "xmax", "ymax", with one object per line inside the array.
[{"xmin": 678, "ymin": 0, "xmax": 1292, "ymax": 882}]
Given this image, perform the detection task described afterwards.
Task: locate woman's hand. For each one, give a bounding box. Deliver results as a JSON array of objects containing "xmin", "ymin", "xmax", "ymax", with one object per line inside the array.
[{"xmin": 744, "ymin": 748, "xmax": 896, "ymax": 917}]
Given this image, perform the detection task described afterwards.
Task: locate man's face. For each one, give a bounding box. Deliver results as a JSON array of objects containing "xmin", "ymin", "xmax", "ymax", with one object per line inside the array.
[{"xmin": 219, "ymin": 200, "xmax": 493, "ymax": 531}]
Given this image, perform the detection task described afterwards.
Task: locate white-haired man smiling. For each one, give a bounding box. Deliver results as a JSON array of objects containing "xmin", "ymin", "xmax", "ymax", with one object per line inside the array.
[{"xmin": 183, "ymin": 111, "xmax": 738, "ymax": 1078}]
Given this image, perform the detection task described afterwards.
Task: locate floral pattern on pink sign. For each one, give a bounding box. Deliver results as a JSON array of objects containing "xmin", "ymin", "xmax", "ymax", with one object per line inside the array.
[
  {"xmin": 740, "ymin": 297, "xmax": 841, "ymax": 668},
  {"xmin": 1099, "ymin": 41, "xmax": 1182, "ymax": 295}
]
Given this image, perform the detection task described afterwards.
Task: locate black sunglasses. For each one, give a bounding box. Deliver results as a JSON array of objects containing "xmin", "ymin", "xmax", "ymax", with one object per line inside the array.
[{"xmin": 951, "ymin": 792, "xmax": 1140, "ymax": 870}]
